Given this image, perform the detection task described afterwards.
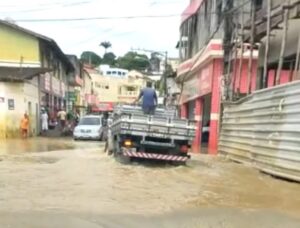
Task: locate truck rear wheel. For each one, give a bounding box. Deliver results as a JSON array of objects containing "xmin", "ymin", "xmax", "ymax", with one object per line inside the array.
[{"xmin": 112, "ymin": 139, "xmax": 131, "ymax": 164}]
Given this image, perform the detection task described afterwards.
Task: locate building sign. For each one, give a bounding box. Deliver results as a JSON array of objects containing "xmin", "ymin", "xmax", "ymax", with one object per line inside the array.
[
  {"xmin": 61, "ymin": 82, "xmax": 66, "ymax": 98},
  {"xmin": 92, "ymin": 102, "xmax": 114, "ymax": 112},
  {"xmin": 199, "ymin": 66, "xmax": 212, "ymax": 96},
  {"xmin": 182, "ymin": 77, "xmax": 200, "ymax": 103},
  {"xmin": 44, "ymin": 73, "xmax": 51, "ymax": 92},
  {"xmin": 181, "ymin": 64, "xmax": 212, "ymax": 104},
  {"xmin": 85, "ymin": 94, "xmax": 97, "ymax": 105},
  {"xmin": 67, "ymin": 92, "xmax": 76, "ymax": 101},
  {"xmin": 8, "ymin": 99, "xmax": 14, "ymax": 110},
  {"xmin": 52, "ymin": 77, "xmax": 61, "ymax": 96}
]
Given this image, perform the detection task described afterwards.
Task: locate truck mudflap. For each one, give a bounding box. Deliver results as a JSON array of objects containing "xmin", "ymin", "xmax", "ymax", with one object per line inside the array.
[{"xmin": 121, "ymin": 147, "xmax": 190, "ymax": 162}]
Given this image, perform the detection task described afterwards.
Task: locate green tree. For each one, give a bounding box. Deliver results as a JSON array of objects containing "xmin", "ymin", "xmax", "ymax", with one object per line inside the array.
[
  {"xmin": 80, "ymin": 51, "xmax": 102, "ymax": 66},
  {"xmin": 102, "ymin": 52, "xmax": 116, "ymax": 66},
  {"xmin": 100, "ymin": 41, "xmax": 112, "ymax": 54},
  {"xmin": 117, "ymin": 52, "xmax": 150, "ymax": 71}
]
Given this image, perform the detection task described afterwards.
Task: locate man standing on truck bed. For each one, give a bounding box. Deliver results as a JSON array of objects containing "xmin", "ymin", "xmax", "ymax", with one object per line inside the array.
[{"xmin": 134, "ymin": 81, "xmax": 158, "ymax": 115}]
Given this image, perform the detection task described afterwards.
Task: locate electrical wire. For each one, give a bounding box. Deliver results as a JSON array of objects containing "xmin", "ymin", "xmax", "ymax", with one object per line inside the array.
[
  {"xmin": 11, "ymin": 14, "xmax": 186, "ymax": 22},
  {"xmin": 0, "ymin": 1, "xmax": 98, "ymax": 14},
  {"xmin": 4, "ymin": 0, "xmax": 251, "ymax": 23}
]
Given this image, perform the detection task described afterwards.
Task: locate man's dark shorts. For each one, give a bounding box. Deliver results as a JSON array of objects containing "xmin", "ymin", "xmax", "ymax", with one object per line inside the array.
[{"xmin": 142, "ymin": 106, "xmax": 155, "ymax": 115}]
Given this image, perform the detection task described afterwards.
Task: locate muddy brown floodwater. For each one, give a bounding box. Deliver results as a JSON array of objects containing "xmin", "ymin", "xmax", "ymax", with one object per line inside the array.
[{"xmin": 0, "ymin": 138, "xmax": 300, "ymax": 227}]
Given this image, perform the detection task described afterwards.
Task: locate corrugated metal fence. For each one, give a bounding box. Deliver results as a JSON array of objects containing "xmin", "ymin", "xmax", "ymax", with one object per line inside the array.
[{"xmin": 219, "ymin": 81, "xmax": 300, "ymax": 182}]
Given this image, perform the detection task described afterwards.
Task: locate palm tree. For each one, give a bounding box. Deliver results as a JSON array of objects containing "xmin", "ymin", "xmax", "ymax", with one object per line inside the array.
[{"xmin": 100, "ymin": 41, "xmax": 112, "ymax": 54}]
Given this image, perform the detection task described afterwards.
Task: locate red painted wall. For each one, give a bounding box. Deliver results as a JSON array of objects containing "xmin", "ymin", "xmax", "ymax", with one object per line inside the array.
[
  {"xmin": 267, "ymin": 70, "xmax": 291, "ymax": 87},
  {"xmin": 208, "ymin": 59, "xmax": 223, "ymax": 155},
  {"xmin": 180, "ymin": 103, "xmax": 188, "ymax": 118},
  {"xmin": 232, "ymin": 59, "xmax": 257, "ymax": 94}
]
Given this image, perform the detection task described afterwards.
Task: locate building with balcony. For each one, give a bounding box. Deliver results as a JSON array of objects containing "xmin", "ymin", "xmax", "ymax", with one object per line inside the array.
[
  {"xmin": 177, "ymin": 0, "xmax": 258, "ymax": 154},
  {"xmin": 67, "ymin": 56, "xmax": 95, "ymax": 115},
  {"xmin": 89, "ymin": 69, "xmax": 153, "ymax": 111},
  {"xmin": 0, "ymin": 20, "xmax": 74, "ymax": 138}
]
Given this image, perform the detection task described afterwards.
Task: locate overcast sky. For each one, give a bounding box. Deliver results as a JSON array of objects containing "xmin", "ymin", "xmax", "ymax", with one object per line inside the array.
[{"xmin": 0, "ymin": 0, "xmax": 189, "ymax": 58}]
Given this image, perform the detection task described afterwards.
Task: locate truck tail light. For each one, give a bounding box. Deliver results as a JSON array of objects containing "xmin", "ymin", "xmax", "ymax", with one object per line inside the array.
[
  {"xmin": 180, "ymin": 145, "xmax": 189, "ymax": 153},
  {"xmin": 124, "ymin": 139, "xmax": 132, "ymax": 147}
]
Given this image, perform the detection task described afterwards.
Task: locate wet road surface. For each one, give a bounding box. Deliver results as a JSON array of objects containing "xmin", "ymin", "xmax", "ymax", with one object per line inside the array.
[{"xmin": 0, "ymin": 137, "xmax": 300, "ymax": 227}]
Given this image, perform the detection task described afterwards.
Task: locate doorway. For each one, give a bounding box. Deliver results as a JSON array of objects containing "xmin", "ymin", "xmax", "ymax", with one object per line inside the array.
[{"xmin": 201, "ymin": 94, "xmax": 211, "ymax": 154}]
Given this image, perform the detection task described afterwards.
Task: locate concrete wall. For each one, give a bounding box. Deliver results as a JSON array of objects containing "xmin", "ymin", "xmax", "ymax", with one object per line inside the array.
[
  {"xmin": 0, "ymin": 80, "xmax": 39, "ymax": 138},
  {"xmin": 0, "ymin": 24, "xmax": 40, "ymax": 67}
]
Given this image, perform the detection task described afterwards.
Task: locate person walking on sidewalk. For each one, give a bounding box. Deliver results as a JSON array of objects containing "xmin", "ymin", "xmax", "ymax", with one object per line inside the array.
[
  {"xmin": 57, "ymin": 108, "xmax": 67, "ymax": 130},
  {"xmin": 41, "ymin": 109, "xmax": 49, "ymax": 134},
  {"xmin": 20, "ymin": 113, "xmax": 29, "ymax": 138}
]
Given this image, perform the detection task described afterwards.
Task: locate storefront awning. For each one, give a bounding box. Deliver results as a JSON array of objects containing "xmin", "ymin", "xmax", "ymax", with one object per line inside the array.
[
  {"xmin": 0, "ymin": 67, "xmax": 51, "ymax": 81},
  {"xmin": 181, "ymin": 0, "xmax": 203, "ymax": 25}
]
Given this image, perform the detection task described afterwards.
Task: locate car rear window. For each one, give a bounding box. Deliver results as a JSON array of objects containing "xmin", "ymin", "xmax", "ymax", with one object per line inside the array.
[{"xmin": 79, "ymin": 117, "xmax": 100, "ymax": 125}]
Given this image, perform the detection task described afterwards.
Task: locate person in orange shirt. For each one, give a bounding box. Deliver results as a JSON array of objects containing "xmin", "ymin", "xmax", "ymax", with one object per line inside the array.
[{"xmin": 20, "ymin": 113, "xmax": 29, "ymax": 138}]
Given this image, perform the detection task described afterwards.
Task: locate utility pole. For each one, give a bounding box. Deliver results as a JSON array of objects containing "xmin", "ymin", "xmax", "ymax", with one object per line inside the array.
[
  {"xmin": 237, "ymin": 2, "xmax": 245, "ymax": 97},
  {"xmin": 164, "ymin": 51, "xmax": 168, "ymax": 97},
  {"xmin": 223, "ymin": 0, "xmax": 234, "ymax": 101},
  {"xmin": 263, "ymin": 0, "xmax": 272, "ymax": 89},
  {"xmin": 293, "ymin": 31, "xmax": 300, "ymax": 80},
  {"xmin": 247, "ymin": 0, "xmax": 256, "ymax": 94},
  {"xmin": 276, "ymin": 3, "xmax": 290, "ymax": 85}
]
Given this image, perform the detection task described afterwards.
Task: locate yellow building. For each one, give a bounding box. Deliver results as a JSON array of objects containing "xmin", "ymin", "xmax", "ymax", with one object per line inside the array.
[
  {"xmin": 90, "ymin": 70, "xmax": 153, "ymax": 109},
  {"xmin": 0, "ymin": 20, "xmax": 74, "ymax": 138}
]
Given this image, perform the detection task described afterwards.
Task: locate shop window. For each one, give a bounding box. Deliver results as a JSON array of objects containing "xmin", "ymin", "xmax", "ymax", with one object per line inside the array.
[{"xmin": 127, "ymin": 86, "xmax": 136, "ymax": 91}]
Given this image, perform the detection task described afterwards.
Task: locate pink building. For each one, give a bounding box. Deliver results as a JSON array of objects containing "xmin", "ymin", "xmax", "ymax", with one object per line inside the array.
[{"xmin": 177, "ymin": 0, "xmax": 258, "ymax": 154}]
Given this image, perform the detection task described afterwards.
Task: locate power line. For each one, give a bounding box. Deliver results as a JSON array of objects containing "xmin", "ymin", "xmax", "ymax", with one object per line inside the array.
[
  {"xmin": 11, "ymin": 14, "xmax": 186, "ymax": 22},
  {"xmin": 7, "ymin": 0, "xmax": 252, "ymax": 23},
  {"xmin": 0, "ymin": 0, "xmax": 96, "ymax": 14}
]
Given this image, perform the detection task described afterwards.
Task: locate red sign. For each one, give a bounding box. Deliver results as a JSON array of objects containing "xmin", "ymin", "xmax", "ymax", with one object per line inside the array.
[
  {"xmin": 44, "ymin": 73, "xmax": 51, "ymax": 92},
  {"xmin": 85, "ymin": 94, "xmax": 97, "ymax": 105},
  {"xmin": 181, "ymin": 64, "xmax": 212, "ymax": 104},
  {"xmin": 177, "ymin": 59, "xmax": 193, "ymax": 76},
  {"xmin": 92, "ymin": 102, "xmax": 114, "ymax": 112},
  {"xmin": 198, "ymin": 65, "xmax": 212, "ymax": 96},
  {"xmin": 52, "ymin": 77, "xmax": 60, "ymax": 96}
]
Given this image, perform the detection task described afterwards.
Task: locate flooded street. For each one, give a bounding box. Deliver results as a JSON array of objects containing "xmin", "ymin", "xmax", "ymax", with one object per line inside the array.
[{"xmin": 0, "ymin": 138, "xmax": 300, "ymax": 227}]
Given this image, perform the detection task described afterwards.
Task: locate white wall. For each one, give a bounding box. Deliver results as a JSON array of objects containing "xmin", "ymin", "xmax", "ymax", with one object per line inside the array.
[{"xmin": 0, "ymin": 78, "xmax": 39, "ymax": 138}]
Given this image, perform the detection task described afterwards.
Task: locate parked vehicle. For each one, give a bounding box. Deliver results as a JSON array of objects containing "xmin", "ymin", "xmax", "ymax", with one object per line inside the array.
[
  {"xmin": 107, "ymin": 105, "xmax": 196, "ymax": 165},
  {"xmin": 73, "ymin": 115, "xmax": 105, "ymax": 141}
]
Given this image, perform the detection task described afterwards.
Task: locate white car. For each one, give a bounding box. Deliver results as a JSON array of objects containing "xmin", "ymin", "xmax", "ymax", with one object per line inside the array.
[{"xmin": 73, "ymin": 115, "xmax": 104, "ymax": 141}]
